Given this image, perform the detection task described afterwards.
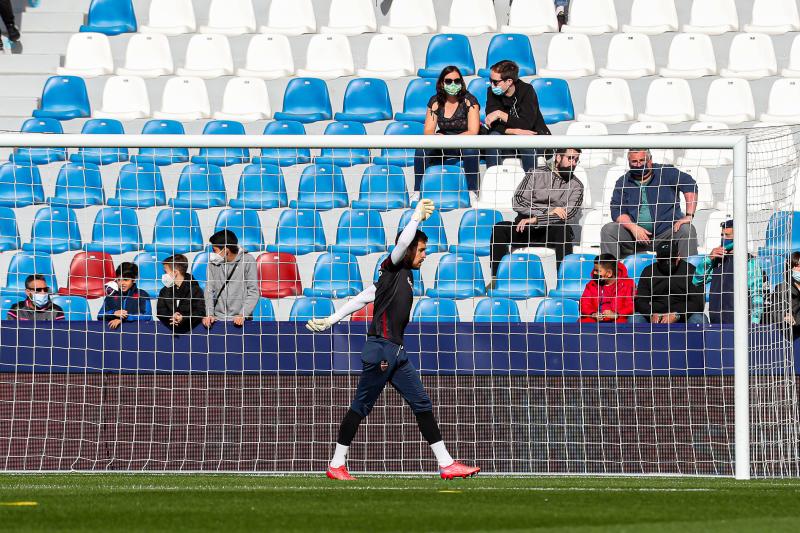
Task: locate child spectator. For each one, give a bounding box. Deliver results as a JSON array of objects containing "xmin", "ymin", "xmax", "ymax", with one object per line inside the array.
[
  {"xmin": 579, "ymin": 253, "xmax": 635, "ymax": 323},
  {"xmin": 98, "ymin": 262, "xmax": 151, "ymax": 329},
  {"xmin": 156, "ymin": 254, "xmax": 205, "ymax": 334}
]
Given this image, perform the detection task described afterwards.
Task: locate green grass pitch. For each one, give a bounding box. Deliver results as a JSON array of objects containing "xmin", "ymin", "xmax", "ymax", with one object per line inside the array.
[{"xmin": 1, "ymin": 474, "xmax": 799, "ymax": 532}]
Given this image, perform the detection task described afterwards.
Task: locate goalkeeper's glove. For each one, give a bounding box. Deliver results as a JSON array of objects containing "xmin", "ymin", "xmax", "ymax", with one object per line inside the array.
[
  {"xmin": 305, "ymin": 317, "xmax": 333, "ymax": 332},
  {"xmin": 412, "ymin": 198, "xmax": 435, "ymax": 222}
]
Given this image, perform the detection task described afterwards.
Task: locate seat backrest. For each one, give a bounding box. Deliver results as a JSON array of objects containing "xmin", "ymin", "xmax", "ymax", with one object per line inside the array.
[
  {"xmin": 726, "ymin": 33, "xmax": 776, "ymax": 70},
  {"xmin": 555, "ymin": 253, "xmax": 597, "ymax": 293},
  {"xmin": 281, "ymin": 78, "xmax": 332, "ymax": 116},
  {"xmin": 364, "ymin": 34, "xmax": 413, "ymax": 72},
  {"xmin": 473, "ymin": 297, "xmax": 521, "ymax": 322},
  {"xmin": 621, "ymin": 253, "xmax": 656, "ymax": 287},
  {"xmin": 534, "ymin": 298, "xmax": 580, "ymax": 323},
  {"xmin": 244, "ymin": 34, "xmax": 294, "ymax": 72},
  {"xmin": 456, "ymin": 209, "xmax": 503, "ymax": 246},
  {"xmin": 357, "ymin": 164, "xmax": 408, "ymax": 201},
  {"xmin": 289, "ymin": 297, "xmax": 335, "ymax": 321},
  {"xmin": 604, "ymin": 33, "xmax": 655, "ymax": 72},
  {"xmin": 688, "ymin": 0, "xmax": 738, "ymax": 27},
  {"xmin": 567, "ymin": 0, "xmax": 617, "ymax": 29},
  {"xmin": 419, "ymin": 165, "xmax": 469, "ymax": 197},
  {"xmin": 52, "ymin": 295, "xmax": 92, "ymax": 321},
  {"xmin": 275, "ymin": 209, "xmax": 325, "ymax": 247},
  {"xmin": 0, "ymin": 163, "xmax": 45, "ymax": 206},
  {"xmin": 335, "ymin": 209, "xmax": 385, "ymax": 246},
  {"xmin": 628, "ymin": 0, "xmax": 678, "ymax": 28},
  {"xmin": 531, "ymin": 78, "xmax": 575, "ymax": 121},
  {"xmin": 146, "ymin": 0, "xmax": 195, "ymax": 30},
  {"xmin": 206, "ymin": 0, "xmax": 256, "ymax": 30},
  {"xmin": 422, "ymin": 34, "xmax": 475, "ymax": 74},
  {"xmin": 236, "ymin": 164, "xmax": 287, "ymax": 204},
  {"xmin": 92, "ymin": 207, "xmax": 142, "ymax": 245},
  {"xmin": 39, "ymin": 76, "xmax": 91, "ymax": 115},
  {"xmin": 327, "ymin": 0, "xmax": 376, "ymax": 30},
  {"xmin": 160, "ymin": 77, "xmax": 210, "ymax": 116},
  {"xmin": 214, "ymin": 208, "xmax": 265, "ymax": 251},
  {"xmin": 704, "ymin": 78, "xmax": 755, "ymax": 117},
  {"xmin": 750, "ymin": 0, "xmax": 800, "ymax": 26},
  {"xmin": 296, "ymin": 165, "xmax": 348, "ymax": 205},
  {"xmin": 476, "ymin": 164, "xmax": 525, "ymax": 209},
  {"xmin": 386, "ymin": 0, "xmax": 436, "ymax": 30},
  {"xmin": 65, "ymin": 251, "xmax": 115, "ymax": 294},
  {"xmin": 133, "ymin": 251, "xmax": 165, "ymax": 296},
  {"xmin": 101, "ymin": 76, "xmax": 150, "ymax": 114},
  {"xmin": 545, "ymin": 33, "xmax": 595, "ymax": 71},
  {"xmin": 53, "ymin": 162, "xmax": 104, "ymax": 205},
  {"xmin": 0, "ymin": 207, "xmax": 20, "ymax": 250},
  {"xmin": 267, "ymin": 0, "xmax": 317, "ymax": 32},
  {"xmin": 342, "ymin": 78, "xmax": 392, "ymax": 114},
  {"xmin": 767, "ymin": 78, "xmax": 800, "ymax": 113},
  {"xmin": 310, "ymin": 252, "xmax": 363, "ymax": 290},
  {"xmin": 584, "ymin": 78, "xmax": 633, "ymax": 115},
  {"xmin": 665, "ymin": 33, "xmax": 716, "ymax": 70},
  {"xmin": 411, "ymin": 298, "xmax": 459, "ymax": 322},
  {"xmin": 114, "ymin": 162, "xmax": 166, "ymax": 206},
  {"xmin": 221, "ymin": 77, "xmax": 271, "ymax": 116},
  {"xmin": 433, "ymin": 252, "xmax": 484, "ymax": 292},
  {"xmin": 250, "ymin": 298, "xmax": 276, "ymax": 321},
  {"xmin": 508, "ymin": 0, "xmax": 558, "ymax": 27},
  {"xmin": 485, "ymin": 34, "xmax": 535, "ymax": 76},
  {"xmin": 86, "ymin": 0, "xmax": 137, "ymax": 32},
  {"xmin": 446, "ymin": 0, "xmax": 497, "ymax": 31},
  {"xmin": 63, "ymin": 32, "xmax": 113, "ymax": 71},
  {"xmin": 29, "ymin": 206, "xmax": 81, "ymax": 245},
  {"xmin": 21, "ymin": 118, "xmax": 63, "ymax": 134},
  {"xmin": 152, "ymin": 208, "xmax": 202, "ymax": 247},
  {"xmin": 466, "ymin": 78, "xmax": 490, "ymax": 115},
  {"xmin": 175, "ymin": 163, "xmax": 227, "ymax": 203},
  {"xmin": 303, "ymin": 34, "xmax": 354, "ymax": 72},
  {"xmin": 6, "ymin": 252, "xmax": 57, "ymax": 292},
  {"xmin": 257, "ymin": 252, "xmax": 301, "ymax": 297},
  {"xmin": 401, "ymin": 78, "xmax": 437, "ymax": 115},
  {"xmin": 494, "ymin": 253, "xmax": 547, "ymax": 297},
  {"xmin": 184, "ymin": 34, "xmax": 233, "ymax": 71},
  {"xmin": 645, "ymin": 77, "xmax": 694, "ymax": 113}
]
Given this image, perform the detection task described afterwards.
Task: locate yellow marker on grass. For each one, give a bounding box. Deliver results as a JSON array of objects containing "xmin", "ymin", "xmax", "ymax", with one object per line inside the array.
[{"xmin": 0, "ymin": 501, "xmax": 38, "ymax": 506}]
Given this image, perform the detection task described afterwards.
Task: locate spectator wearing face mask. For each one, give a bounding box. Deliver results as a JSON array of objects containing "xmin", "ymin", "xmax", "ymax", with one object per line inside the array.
[
  {"xmin": 8, "ymin": 274, "xmax": 64, "ymax": 321},
  {"xmin": 766, "ymin": 252, "xmax": 800, "ymax": 338},
  {"xmin": 98, "ymin": 262, "xmax": 152, "ymax": 329},
  {"xmin": 202, "ymin": 229, "xmax": 259, "ymax": 328},
  {"xmin": 579, "ymin": 253, "xmax": 635, "ymax": 323},
  {"xmin": 156, "ymin": 254, "xmax": 205, "ymax": 333}
]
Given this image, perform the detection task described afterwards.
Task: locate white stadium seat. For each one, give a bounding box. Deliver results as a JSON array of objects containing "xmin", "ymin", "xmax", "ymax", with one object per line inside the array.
[
  {"xmin": 760, "ymin": 79, "xmax": 800, "ymax": 124},
  {"xmin": 683, "ymin": 0, "xmax": 738, "ymax": 35},
  {"xmin": 140, "ymin": 0, "xmax": 196, "ymax": 35},
  {"xmin": 576, "ymin": 209, "xmax": 608, "ymax": 254},
  {"xmin": 621, "ymin": 0, "xmax": 678, "ymax": 35},
  {"xmin": 562, "ymin": 0, "xmax": 618, "ymax": 35},
  {"xmin": 537, "ymin": 34, "xmax": 595, "ymax": 79},
  {"xmin": 93, "ymin": 76, "xmax": 151, "ymax": 121},
  {"xmin": 199, "ymin": 0, "xmax": 257, "ymax": 35},
  {"xmin": 116, "ymin": 33, "xmax": 174, "ymax": 78},
  {"xmin": 638, "ymin": 78, "xmax": 695, "ymax": 124},
  {"xmin": 153, "ymin": 77, "xmax": 211, "ymax": 121},
  {"xmin": 237, "ymin": 34, "xmax": 294, "ymax": 80},
  {"xmin": 782, "ymin": 35, "xmax": 800, "ymax": 77},
  {"xmin": 597, "ymin": 33, "xmax": 655, "ymax": 79},
  {"xmin": 719, "ymin": 33, "xmax": 777, "ymax": 80},
  {"xmin": 380, "ymin": 0, "xmax": 437, "ymax": 36},
  {"xmin": 678, "ymin": 166, "xmax": 715, "ymax": 211},
  {"xmin": 260, "ymin": 0, "xmax": 316, "ymax": 36},
  {"xmin": 717, "ymin": 169, "xmax": 774, "ymax": 216},
  {"xmin": 176, "ymin": 34, "xmax": 234, "ymax": 79},
  {"xmin": 577, "ymin": 78, "xmax": 634, "ymax": 123},
  {"xmin": 619, "ymin": 122, "xmax": 673, "ymax": 165},
  {"xmin": 659, "ymin": 33, "xmax": 717, "ymax": 79},
  {"xmin": 320, "ymin": 0, "xmax": 377, "ymax": 35},
  {"xmin": 56, "ymin": 33, "xmax": 113, "ymax": 77},
  {"xmin": 565, "ymin": 122, "xmax": 612, "ymax": 168},
  {"xmin": 357, "ymin": 34, "xmax": 415, "ymax": 79},
  {"xmin": 597, "ymin": 166, "xmax": 626, "ymax": 212},
  {"xmin": 440, "ymin": 0, "xmax": 497, "ymax": 36},
  {"xmin": 296, "ymin": 34, "xmax": 355, "ymax": 79},
  {"xmin": 700, "ymin": 210, "xmax": 729, "ymax": 253},
  {"xmin": 748, "ymin": 124, "xmax": 798, "ymax": 167},
  {"xmin": 676, "ymin": 122, "xmax": 733, "ymax": 167},
  {"xmin": 213, "ymin": 77, "xmax": 272, "ymax": 122},
  {"xmin": 475, "ymin": 164, "xmax": 526, "ymax": 210},
  {"xmin": 500, "ymin": 0, "xmax": 558, "ymax": 34},
  {"xmin": 743, "ymin": 0, "xmax": 800, "ymax": 35},
  {"xmin": 698, "ymin": 78, "xmax": 756, "ymax": 124},
  {"xmin": 572, "ymin": 166, "xmax": 592, "ymax": 207}
]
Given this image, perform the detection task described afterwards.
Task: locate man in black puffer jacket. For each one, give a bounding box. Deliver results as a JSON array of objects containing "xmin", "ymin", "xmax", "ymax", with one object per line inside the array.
[{"xmin": 156, "ymin": 254, "xmax": 205, "ymax": 333}]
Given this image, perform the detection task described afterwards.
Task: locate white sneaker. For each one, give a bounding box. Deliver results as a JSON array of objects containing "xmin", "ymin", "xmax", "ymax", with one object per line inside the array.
[{"xmin": 409, "ymin": 191, "xmax": 420, "ymax": 202}]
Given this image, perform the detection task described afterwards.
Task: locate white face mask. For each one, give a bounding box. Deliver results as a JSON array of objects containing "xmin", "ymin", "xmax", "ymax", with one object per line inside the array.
[
  {"xmin": 792, "ymin": 270, "xmax": 800, "ymax": 284},
  {"xmin": 31, "ymin": 293, "xmax": 49, "ymax": 307},
  {"xmin": 208, "ymin": 252, "xmax": 224, "ymax": 265},
  {"xmin": 161, "ymin": 272, "xmax": 175, "ymax": 288}
]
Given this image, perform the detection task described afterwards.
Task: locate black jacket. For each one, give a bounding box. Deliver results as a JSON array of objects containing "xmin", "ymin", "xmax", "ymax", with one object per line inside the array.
[
  {"xmin": 766, "ymin": 281, "xmax": 800, "ymax": 338},
  {"xmin": 635, "ymin": 260, "xmax": 705, "ymax": 322},
  {"xmin": 484, "ymin": 79, "xmax": 551, "ymax": 136},
  {"xmin": 156, "ymin": 274, "xmax": 205, "ymax": 333}
]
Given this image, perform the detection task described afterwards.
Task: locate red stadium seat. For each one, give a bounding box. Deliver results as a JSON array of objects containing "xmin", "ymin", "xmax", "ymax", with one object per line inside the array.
[
  {"xmin": 351, "ymin": 302, "xmax": 374, "ymax": 323},
  {"xmin": 257, "ymin": 252, "xmax": 302, "ymax": 298},
  {"xmin": 58, "ymin": 251, "xmax": 116, "ymax": 299}
]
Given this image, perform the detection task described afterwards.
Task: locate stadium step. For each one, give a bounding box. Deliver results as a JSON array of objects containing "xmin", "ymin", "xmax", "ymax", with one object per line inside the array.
[
  {"xmin": 13, "ymin": 33, "xmax": 74, "ymax": 55},
  {"xmin": 0, "ymin": 55, "xmax": 62, "ymax": 75},
  {"xmin": 28, "ymin": 0, "xmax": 91, "ymax": 12},
  {"xmin": 0, "ymin": 75, "xmax": 52, "ymax": 97},
  {"xmin": 0, "ymin": 97, "xmax": 40, "ymax": 117},
  {"xmin": 21, "ymin": 11, "xmax": 85, "ymax": 33}
]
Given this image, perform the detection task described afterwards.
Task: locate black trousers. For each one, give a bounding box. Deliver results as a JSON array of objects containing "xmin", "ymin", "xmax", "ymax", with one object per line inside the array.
[
  {"xmin": 489, "ymin": 218, "xmax": 573, "ymax": 277},
  {"xmin": 0, "ymin": 0, "xmax": 14, "ymax": 29}
]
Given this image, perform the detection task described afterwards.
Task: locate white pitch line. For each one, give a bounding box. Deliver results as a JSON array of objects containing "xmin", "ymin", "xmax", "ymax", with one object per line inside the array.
[{"xmin": 0, "ymin": 485, "xmax": 717, "ymax": 492}]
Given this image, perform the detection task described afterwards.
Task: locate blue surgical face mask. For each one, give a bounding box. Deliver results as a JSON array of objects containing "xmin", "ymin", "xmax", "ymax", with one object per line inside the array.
[
  {"xmin": 792, "ymin": 270, "xmax": 800, "ymax": 283},
  {"xmin": 722, "ymin": 238, "xmax": 734, "ymax": 251},
  {"xmin": 31, "ymin": 293, "xmax": 49, "ymax": 307},
  {"xmin": 491, "ymin": 85, "xmax": 506, "ymax": 96}
]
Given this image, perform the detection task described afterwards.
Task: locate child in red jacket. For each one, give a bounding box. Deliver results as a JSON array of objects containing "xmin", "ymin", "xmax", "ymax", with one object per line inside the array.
[{"xmin": 580, "ymin": 254, "xmax": 636, "ymax": 323}]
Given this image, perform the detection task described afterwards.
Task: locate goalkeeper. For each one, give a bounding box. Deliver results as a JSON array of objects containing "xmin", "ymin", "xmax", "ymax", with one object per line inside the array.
[{"xmin": 306, "ymin": 199, "xmax": 480, "ymax": 481}]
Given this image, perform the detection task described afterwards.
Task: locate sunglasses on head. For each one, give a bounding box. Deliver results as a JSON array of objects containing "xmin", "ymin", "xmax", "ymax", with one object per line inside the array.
[
  {"xmin": 442, "ymin": 78, "xmax": 462, "ymax": 86},
  {"xmin": 27, "ymin": 287, "xmax": 49, "ymax": 293}
]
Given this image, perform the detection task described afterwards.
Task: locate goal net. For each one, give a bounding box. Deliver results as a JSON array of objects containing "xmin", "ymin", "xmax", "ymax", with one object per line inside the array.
[{"xmin": 0, "ymin": 129, "xmax": 797, "ymax": 477}]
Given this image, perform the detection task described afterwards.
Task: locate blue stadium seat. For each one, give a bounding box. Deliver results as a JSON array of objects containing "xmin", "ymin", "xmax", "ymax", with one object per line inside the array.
[
  {"xmin": 334, "ymin": 78, "xmax": 393, "ymax": 123},
  {"xmin": 133, "ymin": 251, "xmax": 166, "ymax": 297},
  {"xmin": 622, "ymin": 253, "xmax": 656, "ymax": 288},
  {"xmin": 22, "ymin": 206, "xmax": 81, "ymax": 254},
  {"xmin": 0, "ymin": 208, "xmax": 20, "ymax": 252},
  {"xmin": 51, "ymin": 295, "xmax": 91, "ymax": 321},
  {"xmin": 489, "ymin": 253, "xmax": 547, "ymax": 299},
  {"xmin": 251, "ymin": 121, "xmax": 311, "ymax": 167},
  {"xmin": 449, "ymin": 209, "xmax": 503, "ymax": 257},
  {"xmin": 48, "ymin": 162, "xmax": 104, "ymax": 208},
  {"xmin": 191, "ymin": 250, "xmax": 210, "ymax": 290},
  {"xmin": 478, "ymin": 34, "xmax": 536, "ymax": 77},
  {"xmin": 531, "ymin": 78, "xmax": 575, "ymax": 124},
  {"xmin": 84, "ymin": 207, "xmax": 142, "ymax": 254},
  {"xmin": 107, "ymin": 162, "xmax": 167, "ymax": 208},
  {"xmin": 289, "ymin": 297, "xmax": 335, "ymax": 322},
  {"xmin": 549, "ymin": 253, "xmax": 597, "ymax": 300},
  {"xmin": 131, "ymin": 120, "xmax": 190, "ymax": 166},
  {"xmin": 418, "ymin": 165, "xmax": 470, "ymax": 211},
  {"xmin": 169, "ymin": 163, "xmax": 227, "ymax": 208},
  {"xmin": 533, "ymin": 298, "xmax": 580, "ymax": 323},
  {"xmin": 80, "ymin": 0, "xmax": 137, "ymax": 35},
  {"xmin": 329, "ymin": 209, "xmax": 386, "ymax": 256},
  {"xmin": 4, "ymin": 251, "xmax": 57, "ymax": 295},
  {"xmin": 10, "ymin": 118, "xmax": 67, "ymax": 165},
  {"xmin": 411, "ymin": 298, "xmax": 460, "ymax": 322},
  {"xmin": 758, "ymin": 253, "xmax": 786, "ymax": 289},
  {"xmin": 266, "ymin": 209, "xmax": 326, "ymax": 255},
  {"xmin": 69, "ymin": 119, "xmax": 128, "ymax": 165},
  {"xmin": 418, "ymin": 34, "xmax": 475, "ymax": 77},
  {"xmin": 394, "ymin": 78, "xmax": 436, "ymax": 122},
  {"xmin": 273, "ymin": 78, "xmax": 332, "ymax": 123},
  {"xmin": 229, "ymin": 164, "xmax": 287, "ymax": 209},
  {"xmin": 373, "ymin": 121, "xmax": 424, "ymax": 167},
  {"xmin": 372, "ymin": 252, "xmax": 424, "ymax": 296},
  {"xmin": 315, "ymin": 121, "xmax": 370, "ymax": 167},
  {"xmin": 466, "ymin": 78, "xmax": 489, "ymax": 121},
  {"xmin": 351, "ymin": 165, "xmax": 409, "ymax": 211},
  {"xmin": 289, "ymin": 165, "xmax": 348, "ymax": 210},
  {"xmin": 473, "ymin": 297, "xmax": 521, "ymax": 322},
  {"xmin": 214, "ymin": 208, "xmax": 265, "ymax": 252},
  {"xmin": 191, "ymin": 120, "xmax": 250, "ymax": 167},
  {"xmin": 33, "ymin": 76, "xmax": 91, "ymax": 120},
  {"xmin": 144, "ymin": 208, "xmax": 203, "ymax": 254},
  {"xmin": 396, "ymin": 208, "xmax": 448, "ymax": 253},
  {"xmin": 252, "ymin": 298, "xmax": 276, "ymax": 321},
  {"xmin": 303, "ymin": 252, "xmax": 363, "ymax": 299},
  {"xmin": 764, "ymin": 211, "xmax": 800, "ymax": 253},
  {"xmin": 0, "ymin": 296, "xmax": 15, "ymax": 318},
  {"xmin": 0, "ymin": 163, "xmax": 45, "ymax": 208},
  {"xmin": 426, "ymin": 253, "xmax": 485, "ymax": 299}
]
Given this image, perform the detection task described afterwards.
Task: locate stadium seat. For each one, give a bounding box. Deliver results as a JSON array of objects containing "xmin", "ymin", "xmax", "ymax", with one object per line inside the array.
[
  {"xmin": 273, "ymin": 78, "xmax": 332, "ymax": 123},
  {"xmin": 57, "ymin": 32, "xmax": 113, "ymax": 77},
  {"xmin": 22, "ymin": 206, "xmax": 81, "ymax": 254},
  {"xmin": 357, "ymin": 34, "xmax": 415, "ymax": 79},
  {"xmin": 153, "ymin": 77, "xmax": 211, "ymax": 121},
  {"xmin": 321, "ymin": 0, "xmax": 376, "ymax": 35},
  {"xmin": 69, "ymin": 119, "xmax": 129, "ymax": 166},
  {"xmin": 139, "ymin": 0, "xmax": 196, "ymax": 35},
  {"xmin": 191, "ymin": 120, "xmax": 249, "ymax": 167},
  {"xmin": 475, "ymin": 164, "xmax": 525, "ymax": 210},
  {"xmin": 169, "ymin": 164, "xmax": 227, "ymax": 208},
  {"xmin": 744, "ymin": 0, "xmax": 800, "ymax": 34},
  {"xmin": 537, "ymin": 34, "xmax": 595, "ymax": 79},
  {"xmin": 531, "ymin": 78, "xmax": 575, "ymax": 123},
  {"xmin": 678, "ymin": 166, "xmax": 714, "ymax": 210},
  {"xmin": 251, "ymin": 298, "xmax": 276, "ymax": 321},
  {"xmin": 93, "ymin": 75, "xmax": 151, "ymax": 121},
  {"xmin": 3, "ymin": 252, "xmax": 57, "ymax": 295},
  {"xmin": 638, "ymin": 78, "xmax": 695, "ymax": 124},
  {"xmin": 467, "ymin": 78, "xmax": 490, "ymax": 121},
  {"xmin": 683, "ymin": 0, "xmax": 739, "ymax": 34},
  {"xmin": 597, "ymin": 33, "xmax": 655, "ymax": 79},
  {"xmin": 199, "ymin": 0, "xmax": 256, "ymax": 35},
  {"xmin": 0, "ymin": 208, "xmax": 19, "ymax": 252},
  {"xmin": 396, "ymin": 208, "xmax": 448, "ymax": 253},
  {"xmin": 329, "ymin": 209, "xmax": 387, "ymax": 256},
  {"xmin": 351, "ymin": 165, "xmax": 409, "ymax": 211},
  {"xmin": 267, "ymin": 209, "xmax": 326, "ymax": 255},
  {"xmin": 130, "ymin": 120, "xmax": 190, "ymax": 166},
  {"xmin": 374, "ymin": 121, "xmax": 424, "ymax": 167},
  {"xmin": 448, "ymin": 209, "xmax": 503, "ymax": 257},
  {"xmin": 500, "ymin": 0, "xmax": 558, "ymax": 34},
  {"xmin": 533, "ymin": 298, "xmax": 580, "ymax": 323},
  {"xmin": 296, "ymin": 34, "xmax": 355, "ymax": 80},
  {"xmin": 57, "ymin": 251, "xmax": 115, "ymax": 299},
  {"xmin": 133, "ymin": 251, "xmax": 166, "ymax": 296},
  {"xmin": 440, "ymin": 0, "xmax": 497, "ymax": 36},
  {"xmin": 214, "ymin": 209, "xmax": 265, "ymax": 252},
  {"xmin": 33, "ymin": 76, "xmax": 91, "ymax": 120},
  {"xmin": 698, "ymin": 79, "xmax": 755, "ymax": 124},
  {"xmin": 229, "ymin": 164, "xmax": 287, "ymax": 209},
  {"xmin": 426, "ymin": 253, "xmax": 484, "ymax": 299},
  {"xmin": 176, "ymin": 34, "xmax": 234, "ymax": 79},
  {"xmin": 252, "ymin": 121, "xmax": 312, "ymax": 167},
  {"xmin": 257, "ymin": 252, "xmax": 302, "ymax": 298},
  {"xmin": 350, "ymin": 302, "xmax": 374, "ymax": 323},
  {"xmin": 622, "ymin": 0, "xmax": 679, "ymax": 34},
  {"xmin": 289, "ymin": 165, "xmax": 348, "ymax": 210},
  {"xmin": 418, "ymin": 165, "xmax": 470, "ymax": 211},
  {"xmin": 577, "ymin": 78, "xmax": 634, "ymax": 123},
  {"xmin": 10, "ymin": 118, "xmax": 66, "ymax": 165},
  {"xmin": 478, "ymin": 34, "xmax": 535, "ymax": 78},
  {"xmin": 289, "ymin": 297, "xmax": 335, "ymax": 322},
  {"xmin": 379, "ymin": 0, "xmax": 437, "ymax": 36},
  {"xmin": 260, "ymin": 0, "xmax": 316, "ymax": 36},
  {"xmin": 144, "ymin": 208, "xmax": 203, "ymax": 254},
  {"xmin": 621, "ymin": 253, "xmax": 656, "ymax": 287},
  {"xmin": 334, "ymin": 79, "xmax": 393, "ymax": 123},
  {"xmin": 548, "ymin": 253, "xmax": 597, "ymax": 300},
  {"xmin": 80, "ymin": 0, "xmax": 137, "ymax": 35},
  {"xmin": 394, "ymin": 78, "xmax": 437, "ymax": 122},
  {"xmin": 418, "ymin": 34, "xmax": 475, "ymax": 78},
  {"xmin": 48, "ymin": 163, "xmax": 104, "ymax": 208},
  {"xmin": 719, "ymin": 33, "xmax": 777, "ymax": 80},
  {"xmin": 717, "ymin": 168, "xmax": 774, "ymax": 215},
  {"xmin": 213, "ymin": 77, "xmax": 271, "ymax": 123},
  {"xmin": 764, "ymin": 211, "xmax": 800, "ymax": 254},
  {"xmin": 107, "ymin": 162, "xmax": 167, "ymax": 208},
  {"xmin": 761, "ymin": 79, "xmax": 800, "ymax": 124},
  {"xmin": 782, "ymin": 36, "xmax": 800, "ymax": 77},
  {"xmin": 659, "ymin": 33, "xmax": 717, "ymax": 79},
  {"xmin": 488, "ymin": 253, "xmax": 547, "ymax": 299},
  {"xmin": 411, "ymin": 298, "xmax": 460, "ymax": 322},
  {"xmin": 84, "ymin": 207, "xmax": 142, "ymax": 254},
  {"xmin": 576, "ymin": 210, "xmax": 606, "ymax": 254},
  {"xmin": 315, "ymin": 122, "xmax": 370, "ymax": 167},
  {"xmin": 562, "ymin": 0, "xmax": 618, "ymax": 35},
  {"xmin": 621, "ymin": 122, "xmax": 673, "ymax": 164},
  {"xmin": 304, "ymin": 252, "xmax": 363, "ymax": 298},
  {"xmin": 190, "ymin": 250, "xmax": 209, "ymax": 290},
  {"xmin": 565, "ymin": 122, "xmax": 612, "ymax": 168},
  {"xmin": 237, "ymin": 34, "xmax": 294, "ymax": 80},
  {"xmin": 675, "ymin": 122, "xmax": 733, "ymax": 167},
  {"xmin": 0, "ymin": 163, "xmax": 44, "ymax": 208},
  {"xmin": 372, "ymin": 252, "xmax": 424, "ymax": 296},
  {"xmin": 596, "ymin": 166, "xmax": 625, "ymax": 212},
  {"xmin": 46, "ymin": 297, "xmax": 93, "ymax": 322},
  {"xmin": 473, "ymin": 297, "xmax": 521, "ymax": 322}
]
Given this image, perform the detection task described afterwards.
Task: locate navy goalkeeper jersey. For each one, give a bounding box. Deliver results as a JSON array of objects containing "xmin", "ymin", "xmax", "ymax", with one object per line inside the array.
[{"xmin": 368, "ymin": 256, "xmax": 414, "ymax": 345}]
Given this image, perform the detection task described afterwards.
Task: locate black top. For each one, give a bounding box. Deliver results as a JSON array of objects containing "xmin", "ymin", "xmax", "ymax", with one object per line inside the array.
[
  {"xmin": 484, "ymin": 79, "xmax": 551, "ymax": 136},
  {"xmin": 766, "ymin": 281, "xmax": 800, "ymax": 338},
  {"xmin": 368, "ymin": 256, "xmax": 414, "ymax": 345},
  {"xmin": 156, "ymin": 274, "xmax": 205, "ymax": 333},
  {"xmin": 634, "ymin": 260, "xmax": 705, "ymax": 322},
  {"xmin": 427, "ymin": 93, "xmax": 479, "ymax": 135}
]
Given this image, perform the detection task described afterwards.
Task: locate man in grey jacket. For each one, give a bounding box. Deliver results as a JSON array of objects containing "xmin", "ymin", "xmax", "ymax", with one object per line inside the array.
[{"xmin": 202, "ymin": 229, "xmax": 260, "ymax": 328}]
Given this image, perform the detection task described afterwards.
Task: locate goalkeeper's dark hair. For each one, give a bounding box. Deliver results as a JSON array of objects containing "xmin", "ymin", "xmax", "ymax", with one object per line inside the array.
[
  {"xmin": 396, "ymin": 229, "xmax": 428, "ymax": 265},
  {"xmin": 595, "ymin": 253, "xmax": 618, "ymax": 275}
]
